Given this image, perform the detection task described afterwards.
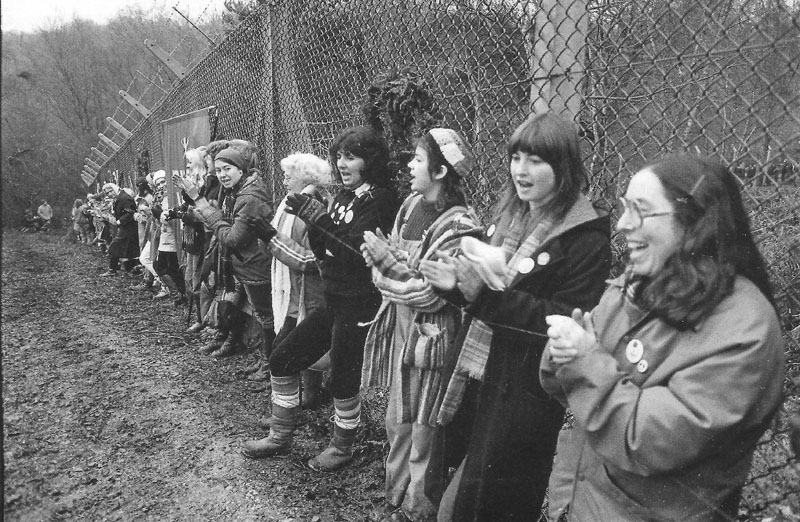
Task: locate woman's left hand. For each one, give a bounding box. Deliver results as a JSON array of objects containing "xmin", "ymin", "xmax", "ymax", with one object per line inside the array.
[
  {"xmin": 546, "ymin": 309, "xmax": 597, "ymax": 364},
  {"xmin": 173, "ymin": 174, "xmax": 201, "ymax": 201}
]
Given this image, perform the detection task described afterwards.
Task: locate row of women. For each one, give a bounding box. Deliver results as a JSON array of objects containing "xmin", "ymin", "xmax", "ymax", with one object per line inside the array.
[{"xmin": 159, "ymin": 112, "xmax": 784, "ymax": 522}]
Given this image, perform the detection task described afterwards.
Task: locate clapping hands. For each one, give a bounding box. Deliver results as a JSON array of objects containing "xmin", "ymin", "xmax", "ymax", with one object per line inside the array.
[{"xmin": 545, "ymin": 309, "xmax": 597, "ymax": 364}]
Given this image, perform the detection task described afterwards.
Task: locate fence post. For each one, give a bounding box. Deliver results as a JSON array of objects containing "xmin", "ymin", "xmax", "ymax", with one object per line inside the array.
[{"xmin": 526, "ymin": 0, "xmax": 587, "ymax": 119}]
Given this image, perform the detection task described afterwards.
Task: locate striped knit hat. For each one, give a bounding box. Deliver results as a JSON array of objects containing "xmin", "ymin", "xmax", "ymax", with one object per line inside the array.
[{"xmin": 427, "ymin": 128, "xmax": 475, "ymax": 178}]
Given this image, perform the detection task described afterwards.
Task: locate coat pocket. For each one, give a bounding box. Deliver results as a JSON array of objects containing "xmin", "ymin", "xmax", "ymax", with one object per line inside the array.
[{"xmin": 402, "ymin": 317, "xmax": 449, "ymax": 370}]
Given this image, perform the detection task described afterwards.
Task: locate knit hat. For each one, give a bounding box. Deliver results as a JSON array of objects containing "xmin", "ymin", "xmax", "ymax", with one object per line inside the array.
[
  {"xmin": 151, "ymin": 170, "xmax": 166, "ymax": 184},
  {"xmin": 215, "ymin": 148, "xmax": 249, "ymax": 174},
  {"xmin": 427, "ymin": 128, "xmax": 475, "ymax": 178}
]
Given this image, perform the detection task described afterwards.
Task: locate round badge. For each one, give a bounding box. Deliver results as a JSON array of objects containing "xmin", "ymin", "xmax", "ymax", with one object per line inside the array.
[
  {"xmin": 337, "ymin": 206, "xmax": 346, "ymax": 217},
  {"xmin": 625, "ymin": 339, "xmax": 644, "ymax": 364},
  {"xmin": 636, "ymin": 359, "xmax": 649, "ymax": 373},
  {"xmin": 486, "ymin": 224, "xmax": 496, "ymax": 237},
  {"xmin": 518, "ymin": 257, "xmax": 535, "ymax": 274},
  {"xmin": 536, "ymin": 252, "xmax": 551, "ymax": 266},
  {"xmin": 345, "ymin": 210, "xmax": 354, "ymax": 223}
]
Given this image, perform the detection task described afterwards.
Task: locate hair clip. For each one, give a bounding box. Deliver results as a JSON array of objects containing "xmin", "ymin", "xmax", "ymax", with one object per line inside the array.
[{"xmin": 688, "ymin": 174, "xmax": 706, "ymax": 197}]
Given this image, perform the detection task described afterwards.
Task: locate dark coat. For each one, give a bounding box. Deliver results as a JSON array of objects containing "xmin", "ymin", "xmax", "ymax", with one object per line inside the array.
[
  {"xmin": 108, "ymin": 190, "xmax": 140, "ymax": 259},
  {"xmin": 307, "ymin": 185, "xmax": 397, "ymax": 297},
  {"xmin": 196, "ymin": 173, "xmax": 273, "ymax": 283},
  {"xmin": 451, "ymin": 198, "xmax": 611, "ymax": 522}
]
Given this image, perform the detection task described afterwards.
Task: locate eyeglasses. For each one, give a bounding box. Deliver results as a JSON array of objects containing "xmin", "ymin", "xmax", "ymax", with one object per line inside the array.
[{"xmin": 617, "ymin": 197, "xmax": 675, "ymax": 229}]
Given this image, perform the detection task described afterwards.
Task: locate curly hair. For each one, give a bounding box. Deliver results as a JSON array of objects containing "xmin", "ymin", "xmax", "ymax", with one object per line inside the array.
[
  {"xmin": 495, "ymin": 113, "xmax": 587, "ymax": 221},
  {"xmin": 280, "ymin": 152, "xmax": 332, "ymax": 188},
  {"xmin": 633, "ymin": 154, "xmax": 775, "ymax": 329},
  {"xmin": 328, "ymin": 126, "xmax": 391, "ymax": 187}
]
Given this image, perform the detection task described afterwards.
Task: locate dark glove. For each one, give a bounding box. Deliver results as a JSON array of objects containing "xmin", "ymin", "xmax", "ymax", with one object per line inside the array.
[
  {"xmin": 242, "ymin": 216, "xmax": 278, "ymax": 243},
  {"xmin": 285, "ymin": 193, "xmax": 327, "ymax": 224}
]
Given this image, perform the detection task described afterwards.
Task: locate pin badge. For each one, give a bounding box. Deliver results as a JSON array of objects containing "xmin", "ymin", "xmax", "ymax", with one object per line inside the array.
[
  {"xmin": 518, "ymin": 258, "xmax": 535, "ymax": 274},
  {"xmin": 636, "ymin": 359, "xmax": 649, "ymax": 373},
  {"xmin": 625, "ymin": 339, "xmax": 644, "ymax": 364},
  {"xmin": 537, "ymin": 252, "xmax": 551, "ymax": 266},
  {"xmin": 345, "ymin": 210, "xmax": 354, "ymax": 223},
  {"xmin": 486, "ymin": 224, "xmax": 496, "ymax": 237}
]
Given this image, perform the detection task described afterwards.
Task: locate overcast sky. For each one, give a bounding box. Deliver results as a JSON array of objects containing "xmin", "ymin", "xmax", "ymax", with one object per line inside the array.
[{"xmin": 1, "ymin": 0, "xmax": 224, "ymax": 33}]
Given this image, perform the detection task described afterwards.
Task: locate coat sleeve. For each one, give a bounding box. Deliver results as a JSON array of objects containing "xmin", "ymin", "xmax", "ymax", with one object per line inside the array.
[
  {"xmin": 466, "ymin": 229, "xmax": 611, "ymax": 336},
  {"xmin": 196, "ymin": 195, "xmax": 260, "ymax": 252},
  {"xmin": 310, "ymin": 188, "xmax": 397, "ymax": 269},
  {"xmin": 555, "ymin": 297, "xmax": 785, "ymax": 476},
  {"xmin": 269, "ymin": 228, "xmax": 317, "ymax": 273}
]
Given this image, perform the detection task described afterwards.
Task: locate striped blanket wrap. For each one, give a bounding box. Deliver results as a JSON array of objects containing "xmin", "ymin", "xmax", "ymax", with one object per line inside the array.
[{"xmin": 362, "ymin": 194, "xmax": 481, "ymax": 426}]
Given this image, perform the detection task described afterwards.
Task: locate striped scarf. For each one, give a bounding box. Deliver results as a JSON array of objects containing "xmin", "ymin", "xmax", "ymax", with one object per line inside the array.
[{"xmin": 437, "ymin": 205, "xmax": 554, "ymax": 425}]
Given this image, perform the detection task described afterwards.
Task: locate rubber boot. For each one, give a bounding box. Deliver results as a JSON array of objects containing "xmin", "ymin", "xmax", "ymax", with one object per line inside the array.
[
  {"xmin": 199, "ymin": 330, "xmax": 227, "ymax": 355},
  {"xmin": 242, "ymin": 403, "xmax": 297, "ymax": 458},
  {"xmin": 301, "ymin": 370, "xmax": 323, "ymax": 409},
  {"xmin": 212, "ymin": 319, "xmax": 246, "ymax": 359},
  {"xmin": 308, "ymin": 423, "xmax": 358, "ymax": 471},
  {"xmin": 248, "ymin": 327, "xmax": 275, "ymax": 382}
]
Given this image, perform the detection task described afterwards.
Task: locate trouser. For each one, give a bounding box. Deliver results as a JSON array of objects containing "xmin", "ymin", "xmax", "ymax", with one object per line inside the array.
[
  {"xmin": 109, "ymin": 255, "xmax": 138, "ymax": 272},
  {"xmin": 184, "ymin": 252, "xmax": 203, "ymax": 297},
  {"xmin": 139, "ymin": 241, "xmax": 158, "ymax": 278},
  {"xmin": 154, "ymin": 251, "xmax": 185, "ymax": 294},
  {"xmin": 270, "ymin": 292, "xmax": 379, "ymax": 400},
  {"xmin": 385, "ymin": 303, "xmax": 442, "ymax": 521}
]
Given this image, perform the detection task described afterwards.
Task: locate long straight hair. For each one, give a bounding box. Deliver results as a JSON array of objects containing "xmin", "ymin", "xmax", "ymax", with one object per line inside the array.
[{"xmin": 494, "ymin": 113, "xmax": 587, "ymax": 221}]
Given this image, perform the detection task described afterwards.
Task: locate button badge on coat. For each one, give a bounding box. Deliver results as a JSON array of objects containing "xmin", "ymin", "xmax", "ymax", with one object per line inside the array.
[
  {"xmin": 486, "ymin": 224, "xmax": 496, "ymax": 237},
  {"xmin": 625, "ymin": 338, "xmax": 644, "ymax": 363},
  {"xmin": 345, "ymin": 210, "xmax": 354, "ymax": 223},
  {"xmin": 636, "ymin": 359, "xmax": 649, "ymax": 373},
  {"xmin": 518, "ymin": 257, "xmax": 535, "ymax": 274},
  {"xmin": 536, "ymin": 252, "xmax": 551, "ymax": 266}
]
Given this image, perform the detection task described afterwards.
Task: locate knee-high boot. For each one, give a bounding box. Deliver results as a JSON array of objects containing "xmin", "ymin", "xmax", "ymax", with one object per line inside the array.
[
  {"xmin": 212, "ymin": 308, "xmax": 247, "ymax": 358},
  {"xmin": 308, "ymin": 395, "xmax": 360, "ymax": 471},
  {"xmin": 242, "ymin": 374, "xmax": 299, "ymax": 458},
  {"xmin": 247, "ymin": 327, "xmax": 275, "ymax": 381}
]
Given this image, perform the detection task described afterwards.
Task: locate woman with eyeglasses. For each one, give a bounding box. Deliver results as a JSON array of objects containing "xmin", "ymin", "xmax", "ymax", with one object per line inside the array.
[{"xmin": 542, "ymin": 154, "xmax": 785, "ymax": 521}]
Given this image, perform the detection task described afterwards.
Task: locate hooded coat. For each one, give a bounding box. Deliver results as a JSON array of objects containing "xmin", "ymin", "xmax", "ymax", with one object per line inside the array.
[
  {"xmin": 540, "ymin": 275, "xmax": 785, "ymax": 522},
  {"xmin": 196, "ymin": 172, "xmax": 272, "ymax": 283},
  {"xmin": 449, "ymin": 197, "xmax": 611, "ymax": 522}
]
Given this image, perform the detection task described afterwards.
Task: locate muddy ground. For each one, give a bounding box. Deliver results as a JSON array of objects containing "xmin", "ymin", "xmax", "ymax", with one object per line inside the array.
[{"xmin": 2, "ymin": 230, "xmax": 389, "ymax": 522}]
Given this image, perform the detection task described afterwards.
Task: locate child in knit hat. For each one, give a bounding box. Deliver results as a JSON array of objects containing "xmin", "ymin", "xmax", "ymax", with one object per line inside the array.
[{"xmin": 360, "ymin": 128, "xmax": 482, "ymax": 522}]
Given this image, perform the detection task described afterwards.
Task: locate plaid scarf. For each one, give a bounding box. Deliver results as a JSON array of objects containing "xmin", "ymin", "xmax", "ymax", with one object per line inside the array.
[{"xmin": 437, "ymin": 204, "xmax": 555, "ymax": 425}]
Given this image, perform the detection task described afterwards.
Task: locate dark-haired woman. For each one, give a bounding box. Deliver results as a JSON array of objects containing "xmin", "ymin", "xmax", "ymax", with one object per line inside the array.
[
  {"xmin": 361, "ymin": 129, "xmax": 482, "ymax": 522},
  {"xmin": 542, "ymin": 154, "xmax": 785, "ymax": 521},
  {"xmin": 242, "ymin": 126, "xmax": 398, "ymax": 472},
  {"xmin": 421, "ymin": 113, "xmax": 611, "ymax": 522}
]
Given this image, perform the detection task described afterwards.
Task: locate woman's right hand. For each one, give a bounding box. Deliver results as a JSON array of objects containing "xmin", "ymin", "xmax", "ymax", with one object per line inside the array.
[{"xmin": 419, "ymin": 254, "xmax": 458, "ymax": 291}]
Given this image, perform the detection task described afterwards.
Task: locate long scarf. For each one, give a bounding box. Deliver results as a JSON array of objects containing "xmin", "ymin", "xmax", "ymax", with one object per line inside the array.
[
  {"xmin": 437, "ymin": 204, "xmax": 555, "ymax": 425},
  {"xmin": 271, "ymin": 197, "xmax": 297, "ymax": 332}
]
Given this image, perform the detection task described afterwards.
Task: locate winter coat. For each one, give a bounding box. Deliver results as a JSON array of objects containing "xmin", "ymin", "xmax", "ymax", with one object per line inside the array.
[
  {"xmin": 269, "ymin": 188, "xmax": 327, "ymax": 330},
  {"xmin": 196, "ymin": 173, "xmax": 273, "ymax": 283},
  {"xmin": 108, "ymin": 190, "xmax": 140, "ymax": 259},
  {"xmin": 540, "ymin": 275, "xmax": 785, "ymax": 522},
  {"xmin": 307, "ymin": 183, "xmax": 397, "ymax": 297},
  {"xmin": 451, "ymin": 197, "xmax": 611, "ymax": 522}
]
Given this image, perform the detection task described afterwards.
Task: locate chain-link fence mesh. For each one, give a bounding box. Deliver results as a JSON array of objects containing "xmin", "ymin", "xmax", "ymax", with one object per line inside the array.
[{"xmin": 92, "ymin": 0, "xmax": 799, "ymax": 518}]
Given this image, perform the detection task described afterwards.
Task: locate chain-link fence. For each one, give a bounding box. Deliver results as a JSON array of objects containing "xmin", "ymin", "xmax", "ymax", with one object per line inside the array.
[{"xmin": 93, "ymin": 0, "xmax": 800, "ymax": 518}]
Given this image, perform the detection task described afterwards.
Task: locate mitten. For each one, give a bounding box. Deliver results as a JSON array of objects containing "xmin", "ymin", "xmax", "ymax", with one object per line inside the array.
[
  {"xmin": 285, "ymin": 193, "xmax": 327, "ymax": 224},
  {"xmin": 242, "ymin": 216, "xmax": 278, "ymax": 243}
]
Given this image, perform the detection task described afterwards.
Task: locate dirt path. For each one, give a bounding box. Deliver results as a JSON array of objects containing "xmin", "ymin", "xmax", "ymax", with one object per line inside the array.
[{"xmin": 2, "ymin": 230, "xmax": 387, "ymax": 522}]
